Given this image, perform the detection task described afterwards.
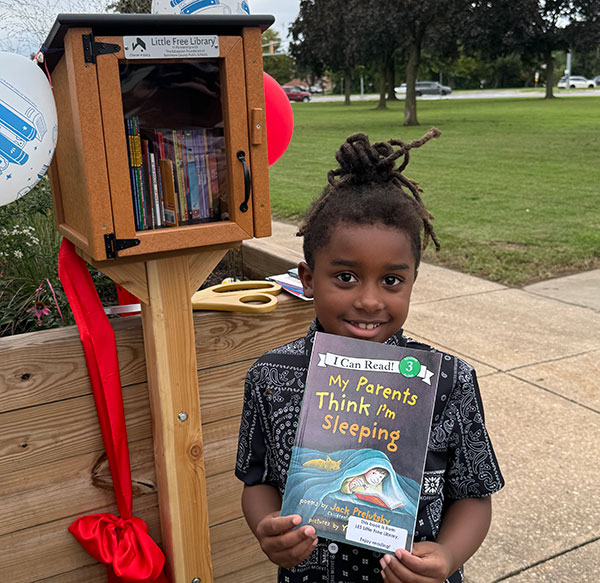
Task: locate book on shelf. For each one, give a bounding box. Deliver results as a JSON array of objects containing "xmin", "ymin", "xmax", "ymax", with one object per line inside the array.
[
  {"xmin": 280, "ymin": 331, "xmax": 442, "ymax": 554},
  {"xmin": 123, "ymin": 116, "xmax": 227, "ymax": 231}
]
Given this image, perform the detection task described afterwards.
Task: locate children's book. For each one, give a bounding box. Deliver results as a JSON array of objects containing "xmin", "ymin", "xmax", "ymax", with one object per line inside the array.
[{"xmin": 280, "ymin": 331, "xmax": 442, "ymax": 554}]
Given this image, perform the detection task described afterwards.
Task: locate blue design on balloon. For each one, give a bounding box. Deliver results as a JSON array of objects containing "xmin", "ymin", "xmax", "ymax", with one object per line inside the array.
[
  {"xmin": 182, "ymin": 0, "xmax": 218, "ymax": 15},
  {"xmin": 0, "ymin": 77, "xmax": 47, "ymax": 177}
]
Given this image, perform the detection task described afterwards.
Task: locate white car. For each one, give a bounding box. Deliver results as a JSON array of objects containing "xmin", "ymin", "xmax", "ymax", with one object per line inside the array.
[
  {"xmin": 394, "ymin": 81, "xmax": 452, "ymax": 96},
  {"xmin": 557, "ymin": 75, "xmax": 595, "ymax": 89}
]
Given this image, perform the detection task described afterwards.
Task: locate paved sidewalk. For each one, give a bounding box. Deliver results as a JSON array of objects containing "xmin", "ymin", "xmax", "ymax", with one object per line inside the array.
[{"xmin": 259, "ymin": 221, "xmax": 600, "ymax": 583}]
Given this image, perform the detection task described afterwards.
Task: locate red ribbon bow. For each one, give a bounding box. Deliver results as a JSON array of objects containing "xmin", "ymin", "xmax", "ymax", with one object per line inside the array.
[
  {"xmin": 59, "ymin": 239, "xmax": 168, "ymax": 583},
  {"xmin": 69, "ymin": 514, "xmax": 166, "ymax": 583}
]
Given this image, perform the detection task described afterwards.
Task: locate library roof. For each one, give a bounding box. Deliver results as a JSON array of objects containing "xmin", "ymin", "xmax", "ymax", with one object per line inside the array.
[{"xmin": 40, "ymin": 13, "xmax": 275, "ymax": 73}]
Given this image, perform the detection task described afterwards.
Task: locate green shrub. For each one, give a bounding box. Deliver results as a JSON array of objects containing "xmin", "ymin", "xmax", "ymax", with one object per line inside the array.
[{"xmin": 0, "ymin": 179, "xmax": 116, "ymax": 337}]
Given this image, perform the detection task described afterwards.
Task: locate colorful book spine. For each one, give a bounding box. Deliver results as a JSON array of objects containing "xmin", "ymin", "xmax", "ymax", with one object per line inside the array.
[
  {"xmin": 159, "ymin": 158, "xmax": 178, "ymax": 227},
  {"xmin": 149, "ymin": 150, "xmax": 163, "ymax": 228},
  {"xmin": 172, "ymin": 130, "xmax": 189, "ymax": 223},
  {"xmin": 125, "ymin": 118, "xmax": 141, "ymax": 231},
  {"xmin": 193, "ymin": 129, "xmax": 210, "ymax": 219},
  {"xmin": 205, "ymin": 129, "xmax": 220, "ymax": 218},
  {"xmin": 184, "ymin": 130, "xmax": 201, "ymax": 220},
  {"xmin": 140, "ymin": 139, "xmax": 155, "ymax": 230},
  {"xmin": 128, "ymin": 117, "xmax": 147, "ymax": 230}
]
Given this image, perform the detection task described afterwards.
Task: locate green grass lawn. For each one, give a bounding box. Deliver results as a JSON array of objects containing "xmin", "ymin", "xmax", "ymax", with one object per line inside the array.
[{"xmin": 267, "ymin": 96, "xmax": 600, "ymax": 285}]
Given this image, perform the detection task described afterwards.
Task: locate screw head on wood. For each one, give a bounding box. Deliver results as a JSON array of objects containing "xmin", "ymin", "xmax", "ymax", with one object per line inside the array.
[
  {"xmin": 192, "ymin": 578, "xmax": 201, "ymax": 583},
  {"xmin": 177, "ymin": 412, "xmax": 188, "ymax": 422}
]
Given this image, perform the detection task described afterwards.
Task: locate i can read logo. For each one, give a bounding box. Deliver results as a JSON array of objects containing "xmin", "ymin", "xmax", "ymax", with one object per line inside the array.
[{"xmin": 399, "ymin": 357, "xmax": 421, "ymax": 378}]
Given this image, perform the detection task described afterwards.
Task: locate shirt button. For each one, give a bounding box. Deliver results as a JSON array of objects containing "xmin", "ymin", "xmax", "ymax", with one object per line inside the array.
[{"xmin": 328, "ymin": 542, "xmax": 339, "ymax": 554}]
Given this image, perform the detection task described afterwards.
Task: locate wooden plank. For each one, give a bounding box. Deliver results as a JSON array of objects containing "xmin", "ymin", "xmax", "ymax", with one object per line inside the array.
[
  {"xmin": 83, "ymin": 258, "xmax": 149, "ymax": 305},
  {"xmin": 197, "ymin": 360, "xmax": 249, "ymax": 423},
  {"xmin": 0, "ymin": 494, "xmax": 160, "ymax": 583},
  {"xmin": 0, "ymin": 393, "xmax": 240, "ymax": 488},
  {"xmin": 0, "ymin": 439, "xmax": 155, "ymax": 537},
  {"xmin": 0, "ymin": 384, "xmax": 152, "ymax": 476},
  {"xmin": 141, "ymin": 255, "xmax": 212, "ymax": 583},
  {"xmin": 33, "ymin": 563, "xmax": 108, "ymax": 583},
  {"xmin": 241, "ymin": 238, "xmax": 304, "ymax": 279},
  {"xmin": 0, "ymin": 292, "xmax": 313, "ymax": 413},
  {"xmin": 0, "ymin": 317, "xmax": 146, "ymax": 413},
  {"xmin": 193, "ymin": 294, "xmax": 314, "ymax": 369},
  {"xmin": 211, "ymin": 516, "xmax": 267, "ymax": 579},
  {"xmin": 215, "ymin": 560, "xmax": 277, "ymax": 583},
  {"xmin": 1, "ymin": 431, "xmax": 241, "ymax": 537},
  {"xmin": 188, "ymin": 248, "xmax": 230, "ymax": 296}
]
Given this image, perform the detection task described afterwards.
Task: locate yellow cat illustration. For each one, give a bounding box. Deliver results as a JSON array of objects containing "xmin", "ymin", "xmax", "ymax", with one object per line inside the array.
[{"xmin": 303, "ymin": 456, "xmax": 341, "ymax": 472}]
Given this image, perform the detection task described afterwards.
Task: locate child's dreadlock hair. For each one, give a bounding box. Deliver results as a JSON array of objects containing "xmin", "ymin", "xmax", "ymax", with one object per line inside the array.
[{"xmin": 297, "ymin": 128, "xmax": 441, "ymax": 271}]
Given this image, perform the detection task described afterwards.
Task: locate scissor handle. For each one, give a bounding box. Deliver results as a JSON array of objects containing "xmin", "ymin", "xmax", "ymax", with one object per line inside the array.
[
  {"xmin": 191, "ymin": 281, "xmax": 281, "ymax": 313},
  {"xmin": 210, "ymin": 281, "xmax": 281, "ymax": 294}
]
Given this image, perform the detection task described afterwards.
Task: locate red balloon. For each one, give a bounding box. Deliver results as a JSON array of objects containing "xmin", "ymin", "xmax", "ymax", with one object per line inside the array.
[{"xmin": 263, "ymin": 72, "xmax": 294, "ymax": 165}]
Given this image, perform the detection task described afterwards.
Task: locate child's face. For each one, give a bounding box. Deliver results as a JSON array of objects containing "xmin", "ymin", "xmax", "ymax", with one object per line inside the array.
[
  {"xmin": 299, "ymin": 223, "xmax": 416, "ymax": 343},
  {"xmin": 365, "ymin": 468, "xmax": 387, "ymax": 485}
]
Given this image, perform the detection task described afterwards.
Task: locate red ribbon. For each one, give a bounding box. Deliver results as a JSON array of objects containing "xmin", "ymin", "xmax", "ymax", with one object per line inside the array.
[
  {"xmin": 59, "ymin": 239, "xmax": 167, "ymax": 583},
  {"xmin": 68, "ymin": 514, "xmax": 166, "ymax": 583}
]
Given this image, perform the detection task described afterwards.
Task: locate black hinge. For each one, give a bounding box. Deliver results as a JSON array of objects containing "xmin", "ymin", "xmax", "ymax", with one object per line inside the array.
[
  {"xmin": 104, "ymin": 233, "xmax": 141, "ymax": 259},
  {"xmin": 82, "ymin": 34, "xmax": 121, "ymax": 64}
]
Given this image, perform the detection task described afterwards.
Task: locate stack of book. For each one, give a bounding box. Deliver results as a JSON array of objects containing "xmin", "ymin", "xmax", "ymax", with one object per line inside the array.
[
  {"xmin": 125, "ymin": 116, "xmax": 227, "ymax": 231},
  {"xmin": 266, "ymin": 268, "xmax": 312, "ymax": 301}
]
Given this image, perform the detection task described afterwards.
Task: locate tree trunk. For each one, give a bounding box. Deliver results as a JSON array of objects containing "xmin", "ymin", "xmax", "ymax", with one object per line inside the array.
[
  {"xmin": 344, "ymin": 70, "xmax": 352, "ymax": 105},
  {"xmin": 386, "ymin": 60, "xmax": 398, "ymax": 101},
  {"xmin": 376, "ymin": 59, "xmax": 387, "ymax": 110},
  {"xmin": 404, "ymin": 42, "xmax": 420, "ymax": 126},
  {"xmin": 544, "ymin": 53, "xmax": 555, "ymax": 99}
]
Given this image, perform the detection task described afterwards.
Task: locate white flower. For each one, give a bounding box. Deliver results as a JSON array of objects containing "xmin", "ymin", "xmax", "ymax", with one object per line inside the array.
[
  {"xmin": 13, "ymin": 250, "xmax": 23, "ymax": 259},
  {"xmin": 1, "ymin": 228, "xmax": 7, "ymax": 236}
]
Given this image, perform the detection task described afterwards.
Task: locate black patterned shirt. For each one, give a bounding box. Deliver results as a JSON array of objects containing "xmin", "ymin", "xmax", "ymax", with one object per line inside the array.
[{"xmin": 235, "ymin": 321, "xmax": 504, "ymax": 583}]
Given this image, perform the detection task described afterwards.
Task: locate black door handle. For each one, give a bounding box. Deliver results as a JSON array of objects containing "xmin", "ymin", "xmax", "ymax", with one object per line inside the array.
[{"xmin": 237, "ymin": 150, "xmax": 251, "ymax": 212}]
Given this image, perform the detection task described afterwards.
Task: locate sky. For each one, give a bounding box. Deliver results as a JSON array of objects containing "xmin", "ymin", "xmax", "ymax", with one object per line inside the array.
[
  {"xmin": 0, "ymin": 0, "xmax": 300, "ymax": 56},
  {"xmin": 250, "ymin": 0, "xmax": 300, "ymax": 45}
]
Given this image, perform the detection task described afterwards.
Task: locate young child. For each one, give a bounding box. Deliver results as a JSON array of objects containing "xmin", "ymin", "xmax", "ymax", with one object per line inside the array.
[{"xmin": 235, "ymin": 130, "xmax": 504, "ymax": 583}]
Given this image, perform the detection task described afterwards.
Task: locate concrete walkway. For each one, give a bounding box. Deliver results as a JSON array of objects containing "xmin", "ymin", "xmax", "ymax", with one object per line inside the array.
[{"xmin": 261, "ymin": 221, "xmax": 600, "ymax": 582}]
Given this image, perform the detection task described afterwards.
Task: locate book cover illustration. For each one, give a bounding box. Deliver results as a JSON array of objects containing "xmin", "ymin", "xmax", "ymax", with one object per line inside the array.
[{"xmin": 280, "ymin": 332, "xmax": 442, "ymax": 554}]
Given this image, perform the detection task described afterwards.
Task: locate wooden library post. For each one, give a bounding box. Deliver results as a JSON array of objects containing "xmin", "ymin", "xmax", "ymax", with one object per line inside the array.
[{"xmin": 42, "ymin": 13, "xmax": 274, "ymax": 582}]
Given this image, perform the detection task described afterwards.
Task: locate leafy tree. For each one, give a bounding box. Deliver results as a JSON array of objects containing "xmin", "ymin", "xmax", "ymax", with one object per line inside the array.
[
  {"xmin": 261, "ymin": 29, "xmax": 295, "ymax": 85},
  {"xmin": 390, "ymin": 0, "xmax": 468, "ymax": 125},
  {"xmin": 467, "ymin": 0, "xmax": 600, "ymax": 98},
  {"xmin": 290, "ymin": 0, "xmax": 361, "ymax": 105},
  {"xmin": 0, "ymin": 0, "xmax": 110, "ymax": 54},
  {"xmin": 347, "ymin": 0, "xmax": 405, "ymax": 110},
  {"xmin": 107, "ymin": 0, "xmax": 151, "ymax": 12}
]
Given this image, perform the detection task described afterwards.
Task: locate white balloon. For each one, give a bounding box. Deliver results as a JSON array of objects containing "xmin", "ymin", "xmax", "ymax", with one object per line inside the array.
[
  {"xmin": 151, "ymin": 0, "xmax": 250, "ymax": 16},
  {"xmin": 0, "ymin": 52, "xmax": 58, "ymax": 207}
]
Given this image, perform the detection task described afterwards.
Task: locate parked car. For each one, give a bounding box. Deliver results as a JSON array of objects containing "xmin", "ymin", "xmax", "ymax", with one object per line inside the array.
[
  {"xmin": 593, "ymin": 75, "xmax": 600, "ymax": 87},
  {"xmin": 394, "ymin": 81, "xmax": 452, "ymax": 96},
  {"xmin": 557, "ymin": 75, "xmax": 595, "ymax": 89},
  {"xmin": 283, "ymin": 86, "xmax": 311, "ymax": 102}
]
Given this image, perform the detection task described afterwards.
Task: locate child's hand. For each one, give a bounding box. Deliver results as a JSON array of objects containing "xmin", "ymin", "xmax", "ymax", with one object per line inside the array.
[
  {"xmin": 379, "ymin": 542, "xmax": 455, "ymax": 583},
  {"xmin": 255, "ymin": 512, "xmax": 318, "ymax": 569}
]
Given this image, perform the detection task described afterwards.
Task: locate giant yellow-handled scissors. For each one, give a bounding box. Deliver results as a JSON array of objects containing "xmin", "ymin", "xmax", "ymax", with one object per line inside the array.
[{"xmin": 191, "ymin": 280, "xmax": 282, "ymax": 314}]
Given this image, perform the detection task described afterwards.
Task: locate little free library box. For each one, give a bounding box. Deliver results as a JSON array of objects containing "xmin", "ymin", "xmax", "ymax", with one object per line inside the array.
[{"xmin": 42, "ymin": 13, "xmax": 274, "ymax": 262}]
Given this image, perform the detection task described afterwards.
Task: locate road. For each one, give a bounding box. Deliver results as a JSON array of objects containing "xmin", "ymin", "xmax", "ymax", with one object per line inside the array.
[{"xmin": 310, "ymin": 88, "xmax": 600, "ymax": 102}]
